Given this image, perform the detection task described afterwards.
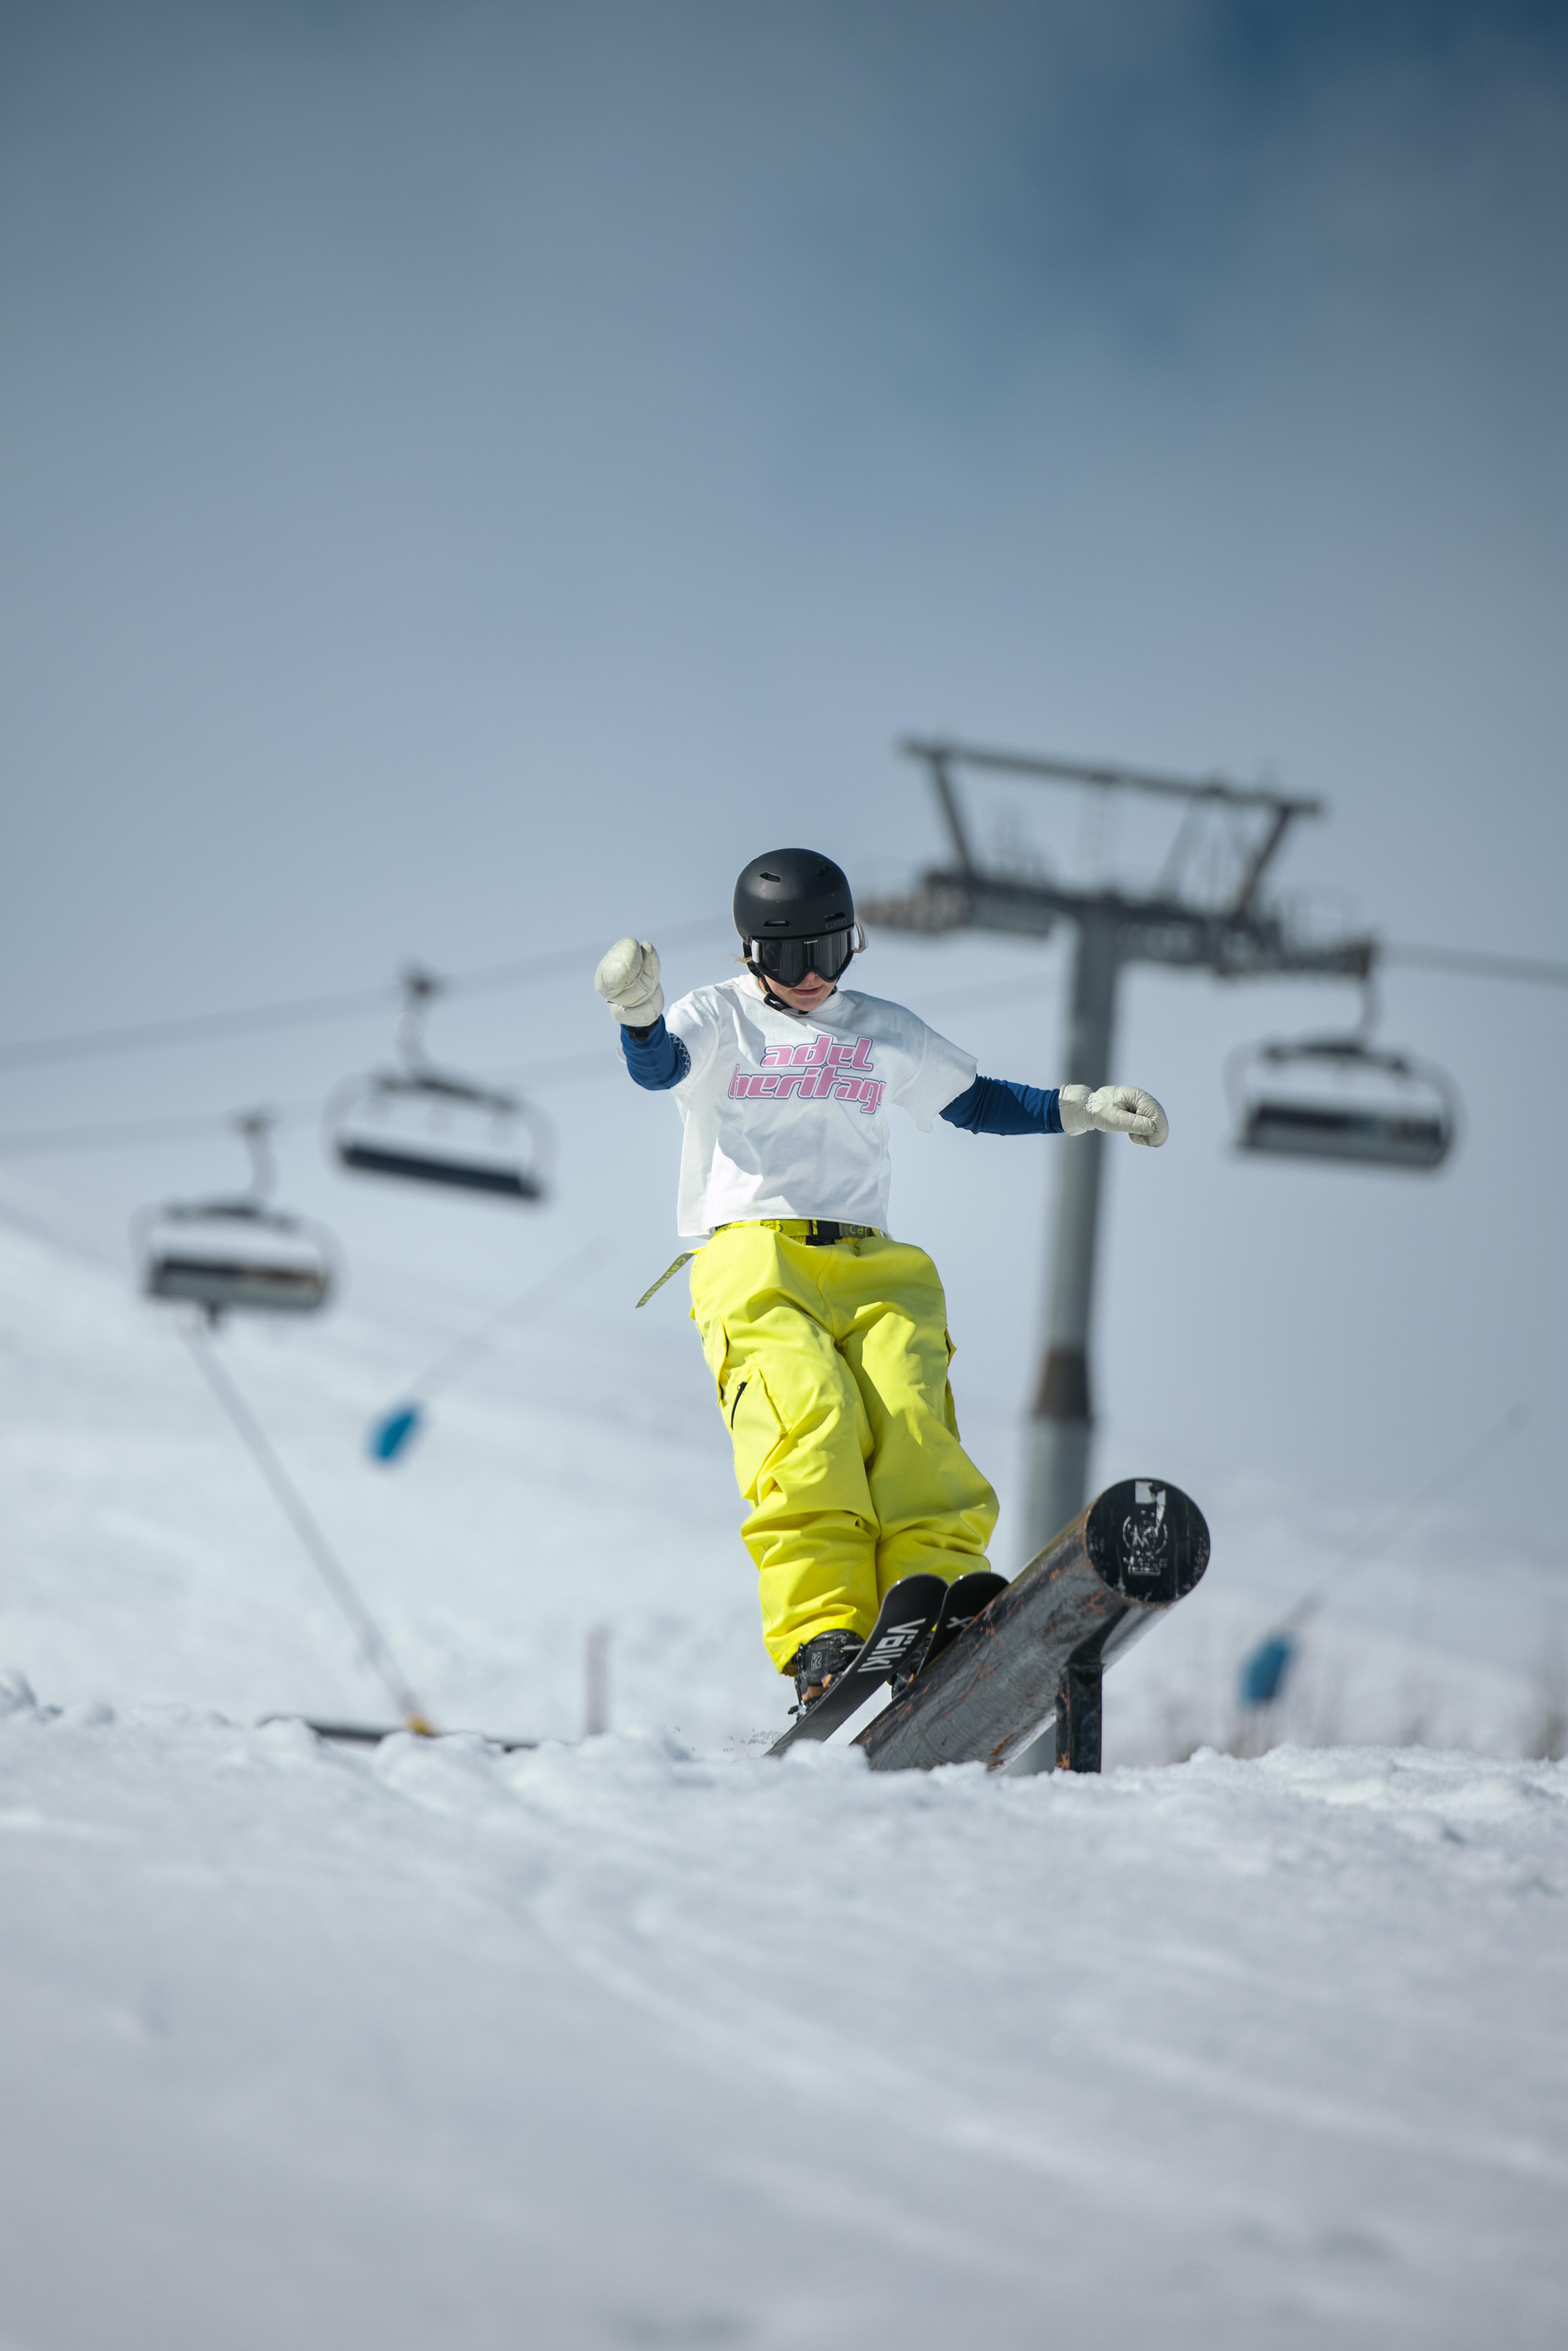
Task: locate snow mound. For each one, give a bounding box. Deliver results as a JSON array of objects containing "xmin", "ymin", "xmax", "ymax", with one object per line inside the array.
[{"xmin": 2, "ymin": 1697, "xmax": 1566, "ymax": 2349}]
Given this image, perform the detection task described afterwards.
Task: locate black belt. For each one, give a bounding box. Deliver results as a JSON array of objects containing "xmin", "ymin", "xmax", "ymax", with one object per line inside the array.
[{"xmin": 713, "ymin": 1218, "xmax": 884, "ymax": 1247}]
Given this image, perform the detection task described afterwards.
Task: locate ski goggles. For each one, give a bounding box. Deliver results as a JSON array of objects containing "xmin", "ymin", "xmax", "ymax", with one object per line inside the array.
[{"xmin": 745, "ymin": 927, "xmax": 860, "ymax": 989}]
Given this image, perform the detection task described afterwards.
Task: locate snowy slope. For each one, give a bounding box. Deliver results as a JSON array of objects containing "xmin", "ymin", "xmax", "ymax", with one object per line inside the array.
[
  {"xmin": 2, "ymin": 1693, "xmax": 1566, "ymax": 2351},
  {"xmin": 3, "ymin": 1214, "xmax": 1568, "ymax": 2348}
]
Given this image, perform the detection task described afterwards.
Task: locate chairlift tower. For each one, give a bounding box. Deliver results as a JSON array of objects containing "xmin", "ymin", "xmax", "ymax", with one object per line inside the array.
[{"xmin": 862, "ymin": 739, "xmax": 1378, "ymax": 1567}]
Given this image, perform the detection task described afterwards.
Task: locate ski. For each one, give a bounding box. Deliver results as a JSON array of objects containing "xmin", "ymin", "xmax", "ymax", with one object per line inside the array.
[
  {"xmin": 915, "ymin": 1570, "xmax": 1010, "ymax": 1678},
  {"xmin": 767, "ymin": 1573, "xmax": 947, "ymax": 1754},
  {"xmin": 853, "ymin": 1479, "xmax": 1211, "ymax": 1773}
]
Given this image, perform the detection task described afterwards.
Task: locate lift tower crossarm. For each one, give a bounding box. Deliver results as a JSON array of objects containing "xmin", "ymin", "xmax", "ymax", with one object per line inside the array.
[
  {"xmin": 873, "ymin": 740, "xmax": 1362, "ymax": 982},
  {"xmin": 897, "ymin": 736, "xmax": 1323, "ymax": 818},
  {"xmin": 865, "ymin": 868, "xmax": 1374, "ymax": 982}
]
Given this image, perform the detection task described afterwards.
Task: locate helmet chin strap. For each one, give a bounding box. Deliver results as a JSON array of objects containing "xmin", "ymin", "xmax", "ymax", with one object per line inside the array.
[{"xmin": 744, "ymin": 953, "xmax": 848, "ymax": 1015}]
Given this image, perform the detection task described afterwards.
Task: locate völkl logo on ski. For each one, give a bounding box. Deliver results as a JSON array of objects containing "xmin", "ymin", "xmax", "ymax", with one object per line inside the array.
[{"xmin": 766, "ymin": 1575, "xmax": 947, "ymax": 1757}]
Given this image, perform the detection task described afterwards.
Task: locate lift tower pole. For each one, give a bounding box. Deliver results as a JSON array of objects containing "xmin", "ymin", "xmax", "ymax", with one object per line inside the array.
[
  {"xmin": 861, "ymin": 739, "xmax": 1375, "ymax": 1566},
  {"xmin": 1032, "ymin": 908, "xmax": 1119, "ymax": 1547}
]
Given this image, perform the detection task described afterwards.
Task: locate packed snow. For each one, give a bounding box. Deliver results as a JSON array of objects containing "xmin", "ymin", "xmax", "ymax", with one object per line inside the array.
[
  {"xmin": 4, "ymin": 1695, "xmax": 1566, "ymax": 2350},
  {"xmin": 2, "ymin": 1213, "xmax": 1566, "ymax": 2348}
]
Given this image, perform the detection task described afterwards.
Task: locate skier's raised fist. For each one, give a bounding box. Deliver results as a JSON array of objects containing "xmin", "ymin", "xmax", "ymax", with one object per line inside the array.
[
  {"xmin": 1058, "ymin": 1083, "xmax": 1168, "ymax": 1147},
  {"xmin": 594, "ymin": 937, "xmax": 664, "ymax": 1029}
]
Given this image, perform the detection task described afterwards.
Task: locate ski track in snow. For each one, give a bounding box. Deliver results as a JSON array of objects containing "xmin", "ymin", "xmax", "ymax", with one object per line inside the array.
[{"xmin": 2, "ymin": 1218, "xmax": 1568, "ymax": 2346}]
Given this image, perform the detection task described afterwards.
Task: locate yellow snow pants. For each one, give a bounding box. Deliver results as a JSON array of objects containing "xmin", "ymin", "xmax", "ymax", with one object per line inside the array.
[{"xmin": 688, "ymin": 1223, "xmax": 999, "ymax": 1674}]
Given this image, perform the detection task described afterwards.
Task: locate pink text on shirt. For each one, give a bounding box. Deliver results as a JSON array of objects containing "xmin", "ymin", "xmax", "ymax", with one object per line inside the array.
[{"xmin": 726, "ymin": 1033, "xmax": 885, "ymax": 1115}]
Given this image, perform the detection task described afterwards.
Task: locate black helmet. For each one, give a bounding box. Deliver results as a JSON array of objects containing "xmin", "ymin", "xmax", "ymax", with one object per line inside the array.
[
  {"xmin": 733, "ymin": 849, "xmax": 860, "ymax": 995},
  {"xmin": 734, "ymin": 848, "xmax": 855, "ymax": 940}
]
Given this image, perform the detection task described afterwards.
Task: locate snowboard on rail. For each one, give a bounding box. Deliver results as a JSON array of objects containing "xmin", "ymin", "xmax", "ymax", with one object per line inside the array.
[{"xmin": 766, "ymin": 1570, "xmax": 1009, "ymax": 1755}]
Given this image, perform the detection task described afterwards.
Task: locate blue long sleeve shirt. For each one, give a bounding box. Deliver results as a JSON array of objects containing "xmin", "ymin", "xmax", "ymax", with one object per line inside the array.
[
  {"xmin": 621, "ymin": 1018, "xmax": 690, "ymax": 1088},
  {"xmin": 620, "ymin": 1019, "xmax": 1060, "ymax": 1134},
  {"xmin": 938, "ymin": 1072, "xmax": 1062, "ymax": 1135}
]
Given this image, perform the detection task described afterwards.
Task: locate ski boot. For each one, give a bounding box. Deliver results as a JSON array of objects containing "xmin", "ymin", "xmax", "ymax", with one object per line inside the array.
[{"xmin": 788, "ymin": 1627, "xmax": 862, "ymax": 1713}]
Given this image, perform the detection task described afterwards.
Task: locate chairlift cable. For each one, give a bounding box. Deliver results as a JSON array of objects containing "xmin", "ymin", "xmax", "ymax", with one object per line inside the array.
[
  {"xmin": 180, "ymin": 1318, "xmax": 434, "ymax": 1734},
  {"xmin": 0, "ymin": 1065, "xmax": 606, "ymax": 1158},
  {"xmin": 1235, "ymin": 1404, "xmax": 1530, "ymax": 1711},
  {"xmin": 0, "ymin": 1048, "xmax": 633, "ymax": 1159},
  {"xmin": 0, "ymin": 915, "xmax": 1560, "ymax": 1083},
  {"xmin": 1270, "ymin": 1403, "xmax": 1531, "ymax": 1646},
  {"xmin": 12, "ymin": 931, "xmax": 1552, "ymax": 1167},
  {"xmin": 0, "ymin": 1096, "xmax": 327, "ymax": 1158},
  {"xmin": 439, "ymin": 920, "xmax": 713, "ymax": 997},
  {"xmin": 1383, "ymin": 942, "xmax": 1568, "ymax": 989},
  {"xmin": 407, "ymin": 1240, "xmax": 612, "ymax": 1402},
  {"xmin": 0, "ymin": 986, "xmax": 396, "ymax": 1074},
  {"xmin": 0, "ymin": 971, "xmax": 1055, "ymax": 1160},
  {"xmin": 0, "ymin": 919, "xmax": 723, "ymax": 1073},
  {"xmin": 367, "ymin": 1239, "xmax": 615, "ymax": 1461},
  {"xmin": 1284, "ymin": 1402, "xmax": 1530, "ymax": 1627}
]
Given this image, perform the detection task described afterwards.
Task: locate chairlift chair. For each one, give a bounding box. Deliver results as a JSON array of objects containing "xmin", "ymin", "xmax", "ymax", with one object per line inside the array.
[
  {"xmin": 327, "ymin": 967, "xmax": 550, "ymax": 1202},
  {"xmin": 136, "ymin": 1114, "xmax": 337, "ymax": 1322},
  {"xmin": 1229, "ymin": 1034, "xmax": 1457, "ymax": 1172}
]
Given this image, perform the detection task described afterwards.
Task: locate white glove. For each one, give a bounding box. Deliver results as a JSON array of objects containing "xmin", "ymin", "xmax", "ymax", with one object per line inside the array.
[
  {"xmin": 1058, "ymin": 1083, "xmax": 1168, "ymax": 1147},
  {"xmin": 595, "ymin": 937, "xmax": 664, "ymax": 1027}
]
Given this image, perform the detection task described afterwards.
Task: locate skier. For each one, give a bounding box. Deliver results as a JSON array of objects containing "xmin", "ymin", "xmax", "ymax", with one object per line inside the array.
[{"xmin": 595, "ymin": 848, "xmax": 1167, "ymax": 1713}]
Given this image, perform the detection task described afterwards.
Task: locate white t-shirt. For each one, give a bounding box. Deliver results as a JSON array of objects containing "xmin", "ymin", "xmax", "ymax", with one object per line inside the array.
[{"xmin": 662, "ymin": 976, "xmax": 977, "ymax": 1238}]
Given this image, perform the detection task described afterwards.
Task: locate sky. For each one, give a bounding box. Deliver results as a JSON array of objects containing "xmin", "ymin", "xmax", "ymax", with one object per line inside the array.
[{"xmin": 2, "ymin": 0, "xmax": 1566, "ymax": 1572}]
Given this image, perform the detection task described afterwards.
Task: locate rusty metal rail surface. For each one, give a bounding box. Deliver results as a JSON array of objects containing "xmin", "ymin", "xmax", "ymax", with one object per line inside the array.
[{"xmin": 855, "ymin": 1478, "xmax": 1209, "ymax": 1773}]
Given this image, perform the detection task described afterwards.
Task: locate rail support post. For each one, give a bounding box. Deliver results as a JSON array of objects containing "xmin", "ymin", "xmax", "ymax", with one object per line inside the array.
[{"xmin": 1054, "ymin": 1656, "xmax": 1104, "ymax": 1772}]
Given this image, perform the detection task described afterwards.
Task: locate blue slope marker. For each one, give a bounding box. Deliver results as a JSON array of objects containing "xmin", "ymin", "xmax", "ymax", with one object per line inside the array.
[{"xmin": 369, "ymin": 1403, "xmax": 423, "ymax": 1464}]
